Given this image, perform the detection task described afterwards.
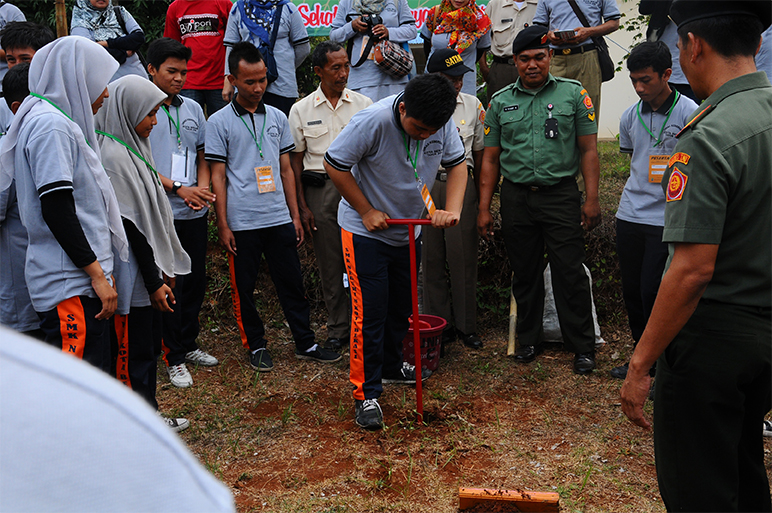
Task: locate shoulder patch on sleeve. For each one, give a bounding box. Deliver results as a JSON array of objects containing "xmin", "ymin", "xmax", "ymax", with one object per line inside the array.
[
  {"xmin": 478, "ymin": 105, "xmax": 485, "ymax": 123},
  {"xmin": 668, "ymin": 152, "xmax": 691, "ymax": 167},
  {"xmin": 484, "ymin": 125, "xmax": 491, "ymax": 135},
  {"xmin": 583, "ymin": 95, "xmax": 593, "ymax": 109},
  {"xmin": 666, "ymin": 167, "xmax": 688, "ymax": 202},
  {"xmin": 588, "ymin": 112, "xmax": 595, "ymax": 122}
]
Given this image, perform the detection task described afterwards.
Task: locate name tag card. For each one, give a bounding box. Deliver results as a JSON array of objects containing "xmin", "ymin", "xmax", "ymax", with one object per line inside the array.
[
  {"xmin": 256, "ymin": 163, "xmax": 276, "ymax": 193},
  {"xmin": 171, "ymin": 149, "xmax": 195, "ymax": 184},
  {"xmin": 648, "ymin": 154, "xmax": 669, "ymax": 183}
]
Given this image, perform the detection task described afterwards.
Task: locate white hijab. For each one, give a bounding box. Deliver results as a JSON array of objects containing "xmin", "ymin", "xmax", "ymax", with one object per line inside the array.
[
  {"xmin": 0, "ymin": 36, "xmax": 128, "ymax": 261},
  {"xmin": 95, "ymin": 75, "xmax": 191, "ymax": 279}
]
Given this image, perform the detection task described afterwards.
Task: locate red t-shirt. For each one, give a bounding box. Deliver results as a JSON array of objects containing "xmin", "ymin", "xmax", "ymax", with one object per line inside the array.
[{"xmin": 164, "ymin": 0, "xmax": 232, "ymax": 90}]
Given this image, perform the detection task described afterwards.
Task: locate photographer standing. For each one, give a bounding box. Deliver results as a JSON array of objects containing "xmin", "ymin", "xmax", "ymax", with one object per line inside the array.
[{"xmin": 330, "ymin": 0, "xmax": 417, "ymax": 102}]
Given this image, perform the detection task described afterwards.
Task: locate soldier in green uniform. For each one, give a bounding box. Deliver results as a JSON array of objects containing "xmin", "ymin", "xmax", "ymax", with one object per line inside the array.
[
  {"xmin": 477, "ymin": 24, "xmax": 601, "ymax": 375},
  {"xmin": 620, "ymin": 1, "xmax": 772, "ymax": 510}
]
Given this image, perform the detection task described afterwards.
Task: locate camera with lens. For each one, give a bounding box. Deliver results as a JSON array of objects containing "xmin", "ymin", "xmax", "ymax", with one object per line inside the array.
[{"xmin": 361, "ymin": 13, "xmax": 384, "ymax": 40}]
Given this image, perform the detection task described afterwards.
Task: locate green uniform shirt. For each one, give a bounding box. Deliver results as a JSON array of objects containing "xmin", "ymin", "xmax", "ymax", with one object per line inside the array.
[
  {"xmin": 483, "ymin": 74, "xmax": 597, "ymax": 185},
  {"xmin": 662, "ymin": 72, "xmax": 772, "ymax": 307}
]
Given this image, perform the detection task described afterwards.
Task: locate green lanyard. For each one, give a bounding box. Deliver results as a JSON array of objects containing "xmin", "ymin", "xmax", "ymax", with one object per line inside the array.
[
  {"xmin": 161, "ymin": 104, "xmax": 181, "ymax": 149},
  {"xmin": 636, "ymin": 90, "xmax": 680, "ymax": 147},
  {"xmin": 30, "ymin": 92, "xmax": 93, "ymax": 148},
  {"xmin": 238, "ymin": 109, "xmax": 267, "ymax": 160},
  {"xmin": 402, "ymin": 133, "xmax": 422, "ymax": 181},
  {"xmin": 95, "ymin": 130, "xmax": 161, "ymax": 186}
]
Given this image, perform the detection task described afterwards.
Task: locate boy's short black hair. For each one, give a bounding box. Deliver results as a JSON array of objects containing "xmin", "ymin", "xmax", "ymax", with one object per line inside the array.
[
  {"xmin": 678, "ymin": 14, "xmax": 763, "ymax": 58},
  {"xmin": 3, "ymin": 62, "xmax": 29, "ymax": 110},
  {"xmin": 0, "ymin": 21, "xmax": 54, "ymax": 52},
  {"xmin": 402, "ymin": 74, "xmax": 456, "ymax": 129},
  {"xmin": 312, "ymin": 40, "xmax": 345, "ymax": 69},
  {"xmin": 228, "ymin": 42, "xmax": 264, "ymax": 77},
  {"xmin": 146, "ymin": 37, "xmax": 192, "ymax": 70},
  {"xmin": 627, "ymin": 41, "xmax": 672, "ymax": 75}
]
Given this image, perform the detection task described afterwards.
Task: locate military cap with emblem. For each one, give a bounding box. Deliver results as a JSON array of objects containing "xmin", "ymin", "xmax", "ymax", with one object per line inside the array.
[
  {"xmin": 670, "ymin": 0, "xmax": 772, "ymax": 30},
  {"xmin": 511, "ymin": 24, "xmax": 550, "ymax": 55},
  {"xmin": 426, "ymin": 48, "xmax": 474, "ymax": 76}
]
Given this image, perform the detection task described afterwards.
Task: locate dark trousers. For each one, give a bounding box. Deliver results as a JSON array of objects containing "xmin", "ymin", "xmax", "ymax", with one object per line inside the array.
[
  {"xmin": 112, "ymin": 307, "xmax": 161, "ymax": 410},
  {"xmin": 229, "ymin": 223, "xmax": 314, "ymax": 352},
  {"xmin": 263, "ymin": 92, "xmax": 296, "ymax": 117},
  {"xmin": 654, "ymin": 300, "xmax": 771, "ymax": 512},
  {"xmin": 162, "ymin": 214, "xmax": 208, "ymax": 366},
  {"xmin": 180, "ymin": 88, "xmax": 227, "ymax": 116},
  {"xmin": 615, "ymin": 219, "xmax": 668, "ymax": 342},
  {"xmin": 342, "ymin": 229, "xmax": 419, "ymax": 401},
  {"xmin": 38, "ymin": 295, "xmax": 111, "ymax": 373},
  {"xmin": 500, "ymin": 178, "xmax": 594, "ymax": 354}
]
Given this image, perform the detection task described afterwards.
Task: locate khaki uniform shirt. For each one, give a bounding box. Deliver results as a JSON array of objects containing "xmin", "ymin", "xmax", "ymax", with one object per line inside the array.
[
  {"xmin": 289, "ymin": 86, "xmax": 372, "ymax": 173},
  {"xmin": 486, "ymin": 0, "xmax": 538, "ymax": 58},
  {"xmin": 662, "ymin": 72, "xmax": 772, "ymax": 307},
  {"xmin": 449, "ymin": 92, "xmax": 486, "ymax": 170},
  {"xmin": 484, "ymin": 74, "xmax": 597, "ymax": 185}
]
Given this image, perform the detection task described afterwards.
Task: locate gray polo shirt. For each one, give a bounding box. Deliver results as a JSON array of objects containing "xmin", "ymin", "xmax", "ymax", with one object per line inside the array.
[
  {"xmin": 148, "ymin": 94, "xmax": 207, "ymax": 221},
  {"xmin": 12, "ymin": 104, "xmax": 115, "ymax": 312},
  {"xmin": 533, "ymin": 0, "xmax": 620, "ymax": 49},
  {"xmin": 224, "ymin": 3, "xmax": 310, "ymax": 99},
  {"xmin": 617, "ymin": 90, "xmax": 697, "ymax": 226},
  {"xmin": 324, "ymin": 93, "xmax": 466, "ymax": 246},
  {"xmin": 420, "ymin": 28, "xmax": 491, "ymax": 96},
  {"xmin": 0, "ymin": 182, "xmax": 38, "ymax": 332},
  {"xmin": 205, "ymin": 99, "xmax": 295, "ymax": 231},
  {"xmin": 330, "ymin": 0, "xmax": 417, "ymax": 91}
]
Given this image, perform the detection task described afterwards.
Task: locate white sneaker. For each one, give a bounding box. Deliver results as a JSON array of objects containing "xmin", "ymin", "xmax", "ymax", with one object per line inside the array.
[
  {"xmin": 185, "ymin": 348, "xmax": 219, "ymax": 367},
  {"xmin": 167, "ymin": 363, "xmax": 193, "ymax": 388},
  {"xmin": 162, "ymin": 416, "xmax": 190, "ymax": 433}
]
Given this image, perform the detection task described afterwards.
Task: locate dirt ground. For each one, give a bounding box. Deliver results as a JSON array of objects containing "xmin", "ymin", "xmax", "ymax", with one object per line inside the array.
[{"xmin": 157, "ymin": 315, "xmax": 772, "ymax": 513}]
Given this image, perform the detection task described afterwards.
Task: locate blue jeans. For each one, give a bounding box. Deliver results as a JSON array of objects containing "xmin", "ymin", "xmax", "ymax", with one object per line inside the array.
[{"xmin": 180, "ymin": 89, "xmax": 227, "ymax": 117}]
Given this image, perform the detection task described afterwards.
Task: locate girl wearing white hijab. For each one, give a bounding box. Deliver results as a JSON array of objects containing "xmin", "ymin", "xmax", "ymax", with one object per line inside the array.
[
  {"xmin": 0, "ymin": 36, "xmax": 127, "ymax": 373},
  {"xmin": 95, "ymin": 74, "xmax": 191, "ymax": 413}
]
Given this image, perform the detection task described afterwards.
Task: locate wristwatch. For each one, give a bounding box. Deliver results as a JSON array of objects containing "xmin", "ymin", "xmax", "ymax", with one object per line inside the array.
[{"xmin": 171, "ymin": 181, "xmax": 182, "ymax": 194}]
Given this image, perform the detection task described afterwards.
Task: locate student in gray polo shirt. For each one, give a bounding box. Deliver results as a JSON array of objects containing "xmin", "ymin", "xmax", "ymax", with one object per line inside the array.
[
  {"xmin": 0, "ymin": 64, "xmax": 41, "ymax": 338},
  {"xmin": 147, "ymin": 38, "xmax": 219, "ymax": 389},
  {"xmin": 611, "ymin": 41, "xmax": 697, "ymax": 380},
  {"xmin": 207, "ymin": 42, "xmax": 341, "ymax": 372},
  {"xmin": 324, "ymin": 73, "xmax": 467, "ymax": 430},
  {"xmin": 0, "ymin": 36, "xmax": 127, "ymax": 373}
]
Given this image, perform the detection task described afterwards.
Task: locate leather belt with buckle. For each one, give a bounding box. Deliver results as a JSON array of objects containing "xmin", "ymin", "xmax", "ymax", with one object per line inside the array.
[
  {"xmin": 560, "ymin": 43, "xmax": 596, "ymax": 55},
  {"xmin": 514, "ymin": 176, "xmax": 571, "ymax": 192},
  {"xmin": 492, "ymin": 55, "xmax": 514, "ymax": 64}
]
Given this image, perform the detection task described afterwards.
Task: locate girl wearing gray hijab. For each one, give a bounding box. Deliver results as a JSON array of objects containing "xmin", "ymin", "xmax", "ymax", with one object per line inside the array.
[
  {"xmin": 95, "ymin": 74, "xmax": 191, "ymax": 428},
  {"xmin": 0, "ymin": 36, "xmax": 127, "ymax": 373}
]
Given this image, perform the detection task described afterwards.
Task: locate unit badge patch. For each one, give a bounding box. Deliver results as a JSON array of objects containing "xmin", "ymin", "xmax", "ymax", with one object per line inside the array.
[
  {"xmin": 668, "ymin": 152, "xmax": 691, "ymax": 167},
  {"xmin": 667, "ymin": 168, "xmax": 688, "ymax": 202},
  {"xmin": 583, "ymin": 95, "xmax": 593, "ymax": 109}
]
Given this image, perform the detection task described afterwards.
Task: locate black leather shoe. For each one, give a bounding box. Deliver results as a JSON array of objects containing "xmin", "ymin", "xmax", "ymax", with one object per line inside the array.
[
  {"xmin": 608, "ymin": 362, "xmax": 628, "ymax": 380},
  {"xmin": 324, "ymin": 337, "xmax": 346, "ymax": 352},
  {"xmin": 460, "ymin": 333, "xmax": 483, "ymax": 349},
  {"xmin": 573, "ymin": 352, "xmax": 596, "ymax": 375},
  {"xmin": 514, "ymin": 345, "xmax": 542, "ymax": 363}
]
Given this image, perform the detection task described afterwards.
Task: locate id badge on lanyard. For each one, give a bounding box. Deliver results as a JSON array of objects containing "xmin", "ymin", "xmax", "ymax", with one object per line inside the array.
[
  {"xmin": 171, "ymin": 148, "xmax": 193, "ymax": 183},
  {"xmin": 256, "ymin": 162, "xmax": 276, "ymax": 193},
  {"xmin": 404, "ymin": 135, "xmax": 436, "ymax": 216}
]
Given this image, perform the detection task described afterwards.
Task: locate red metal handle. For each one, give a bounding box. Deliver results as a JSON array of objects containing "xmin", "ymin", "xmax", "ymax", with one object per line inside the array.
[{"xmin": 385, "ymin": 219, "xmax": 432, "ymax": 225}]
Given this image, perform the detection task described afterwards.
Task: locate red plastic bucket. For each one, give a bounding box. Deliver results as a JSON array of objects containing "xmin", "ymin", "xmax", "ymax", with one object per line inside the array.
[{"xmin": 402, "ymin": 314, "xmax": 447, "ymax": 372}]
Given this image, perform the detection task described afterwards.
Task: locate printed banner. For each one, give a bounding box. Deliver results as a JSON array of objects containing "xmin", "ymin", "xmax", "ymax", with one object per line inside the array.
[{"xmin": 294, "ymin": 1, "xmax": 489, "ymax": 36}]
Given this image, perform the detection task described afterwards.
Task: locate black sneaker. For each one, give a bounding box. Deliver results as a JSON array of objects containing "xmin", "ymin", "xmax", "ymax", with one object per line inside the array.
[
  {"xmin": 249, "ymin": 349, "xmax": 273, "ymax": 372},
  {"xmin": 609, "ymin": 362, "xmax": 629, "ymax": 380},
  {"xmin": 295, "ymin": 345, "xmax": 342, "ymax": 363},
  {"xmin": 382, "ymin": 362, "xmax": 432, "ymax": 384},
  {"xmin": 324, "ymin": 337, "xmax": 346, "ymax": 352},
  {"xmin": 355, "ymin": 398, "xmax": 383, "ymax": 430}
]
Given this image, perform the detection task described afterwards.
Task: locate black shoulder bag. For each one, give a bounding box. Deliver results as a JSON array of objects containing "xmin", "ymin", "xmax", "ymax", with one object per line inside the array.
[
  {"xmin": 113, "ymin": 7, "xmax": 149, "ymax": 77},
  {"xmin": 566, "ymin": 0, "xmax": 615, "ymax": 82},
  {"xmin": 256, "ymin": 4, "xmax": 283, "ymax": 84}
]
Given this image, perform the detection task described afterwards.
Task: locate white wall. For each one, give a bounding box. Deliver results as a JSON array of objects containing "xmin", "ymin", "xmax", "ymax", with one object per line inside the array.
[{"xmin": 598, "ymin": 0, "xmax": 645, "ymax": 140}]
